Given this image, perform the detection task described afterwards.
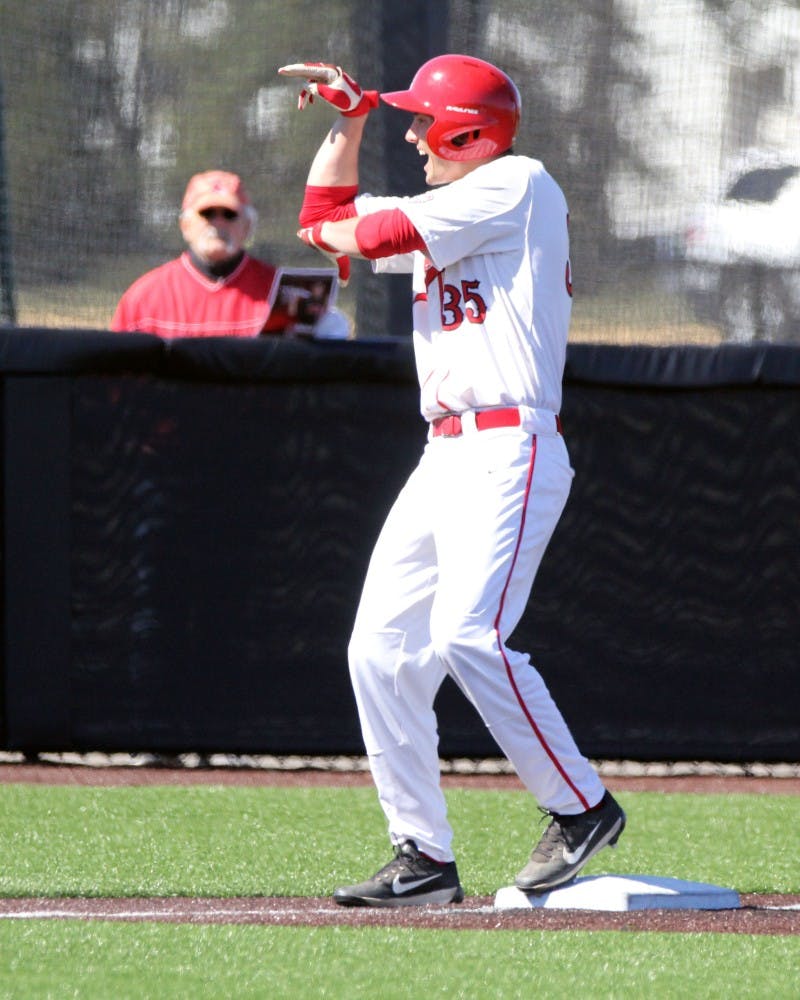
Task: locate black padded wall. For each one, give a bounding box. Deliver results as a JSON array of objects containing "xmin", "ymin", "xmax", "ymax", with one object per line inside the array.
[{"xmin": 1, "ymin": 332, "xmax": 798, "ymax": 760}]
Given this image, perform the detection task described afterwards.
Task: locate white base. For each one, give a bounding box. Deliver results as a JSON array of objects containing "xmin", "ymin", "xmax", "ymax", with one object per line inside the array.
[{"xmin": 494, "ymin": 875, "xmax": 741, "ymax": 912}]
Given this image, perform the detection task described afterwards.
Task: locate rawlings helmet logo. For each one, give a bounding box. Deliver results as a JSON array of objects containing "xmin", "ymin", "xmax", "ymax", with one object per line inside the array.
[{"xmin": 445, "ymin": 105, "xmax": 480, "ymax": 114}]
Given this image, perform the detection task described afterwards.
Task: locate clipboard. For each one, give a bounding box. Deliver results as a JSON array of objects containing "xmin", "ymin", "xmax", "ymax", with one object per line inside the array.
[{"xmin": 266, "ymin": 267, "xmax": 339, "ymax": 334}]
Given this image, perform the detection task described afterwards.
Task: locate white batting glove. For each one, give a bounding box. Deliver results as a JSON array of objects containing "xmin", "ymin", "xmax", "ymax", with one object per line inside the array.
[
  {"xmin": 297, "ymin": 222, "xmax": 351, "ymax": 286},
  {"xmin": 278, "ymin": 62, "xmax": 379, "ymax": 117}
]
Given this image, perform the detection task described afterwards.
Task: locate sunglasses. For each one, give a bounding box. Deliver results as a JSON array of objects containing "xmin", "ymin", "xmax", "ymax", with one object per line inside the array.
[{"xmin": 199, "ymin": 207, "xmax": 239, "ymax": 221}]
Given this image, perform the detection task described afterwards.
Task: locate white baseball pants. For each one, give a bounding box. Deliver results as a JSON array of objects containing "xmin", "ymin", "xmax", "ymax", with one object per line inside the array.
[{"xmin": 347, "ymin": 422, "xmax": 605, "ymax": 862}]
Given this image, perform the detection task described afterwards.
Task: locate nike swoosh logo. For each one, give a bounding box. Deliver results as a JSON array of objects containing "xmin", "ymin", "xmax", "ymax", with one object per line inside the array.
[
  {"xmin": 562, "ymin": 833, "xmax": 595, "ymax": 865},
  {"xmin": 392, "ymin": 874, "xmax": 440, "ymax": 895}
]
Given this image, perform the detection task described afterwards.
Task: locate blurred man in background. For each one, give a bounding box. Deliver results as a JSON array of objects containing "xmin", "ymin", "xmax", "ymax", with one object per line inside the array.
[{"xmin": 110, "ymin": 170, "xmax": 292, "ymax": 337}]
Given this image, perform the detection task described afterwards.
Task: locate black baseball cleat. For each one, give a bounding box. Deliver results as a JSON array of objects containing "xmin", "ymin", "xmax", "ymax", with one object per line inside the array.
[
  {"xmin": 333, "ymin": 839, "xmax": 464, "ymax": 907},
  {"xmin": 515, "ymin": 790, "xmax": 626, "ymax": 893}
]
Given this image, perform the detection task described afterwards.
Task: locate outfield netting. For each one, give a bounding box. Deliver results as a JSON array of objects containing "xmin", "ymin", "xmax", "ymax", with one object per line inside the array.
[{"xmin": 1, "ymin": 0, "xmax": 799, "ymax": 344}]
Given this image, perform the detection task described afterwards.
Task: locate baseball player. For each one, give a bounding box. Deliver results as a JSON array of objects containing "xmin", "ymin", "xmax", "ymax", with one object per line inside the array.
[{"xmin": 279, "ymin": 55, "xmax": 625, "ymax": 906}]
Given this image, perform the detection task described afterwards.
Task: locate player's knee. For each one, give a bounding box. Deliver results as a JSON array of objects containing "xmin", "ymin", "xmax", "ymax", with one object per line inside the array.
[
  {"xmin": 347, "ymin": 626, "xmax": 405, "ymax": 686},
  {"xmin": 429, "ymin": 615, "xmax": 477, "ymax": 669}
]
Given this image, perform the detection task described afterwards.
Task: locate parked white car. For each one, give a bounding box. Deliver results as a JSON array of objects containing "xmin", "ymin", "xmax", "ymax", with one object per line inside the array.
[{"xmin": 681, "ymin": 162, "xmax": 800, "ymax": 343}]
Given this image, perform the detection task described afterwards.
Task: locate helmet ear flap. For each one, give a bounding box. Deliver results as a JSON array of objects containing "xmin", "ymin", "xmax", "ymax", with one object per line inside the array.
[
  {"xmin": 425, "ymin": 119, "xmax": 472, "ymax": 159},
  {"xmin": 451, "ymin": 130, "xmax": 480, "ymax": 149},
  {"xmin": 431, "ymin": 123, "xmax": 505, "ymax": 162}
]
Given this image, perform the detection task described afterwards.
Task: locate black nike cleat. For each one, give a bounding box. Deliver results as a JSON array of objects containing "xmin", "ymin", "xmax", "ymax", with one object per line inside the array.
[
  {"xmin": 515, "ymin": 790, "xmax": 626, "ymax": 893},
  {"xmin": 333, "ymin": 839, "xmax": 464, "ymax": 907}
]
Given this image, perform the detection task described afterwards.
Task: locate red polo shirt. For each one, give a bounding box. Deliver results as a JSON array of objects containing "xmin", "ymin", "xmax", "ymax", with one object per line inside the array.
[{"xmin": 110, "ymin": 252, "xmax": 289, "ymax": 337}]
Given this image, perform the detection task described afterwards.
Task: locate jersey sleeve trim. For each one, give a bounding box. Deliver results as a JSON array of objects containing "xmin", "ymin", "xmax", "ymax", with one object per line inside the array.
[
  {"xmin": 298, "ymin": 185, "xmax": 359, "ymax": 226},
  {"xmin": 355, "ymin": 208, "xmax": 427, "ymax": 259}
]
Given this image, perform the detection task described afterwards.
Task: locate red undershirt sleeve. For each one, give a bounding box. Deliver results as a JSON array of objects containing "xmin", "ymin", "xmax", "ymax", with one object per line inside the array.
[
  {"xmin": 354, "ymin": 208, "xmax": 427, "ymax": 259},
  {"xmin": 298, "ymin": 185, "xmax": 359, "ymax": 227}
]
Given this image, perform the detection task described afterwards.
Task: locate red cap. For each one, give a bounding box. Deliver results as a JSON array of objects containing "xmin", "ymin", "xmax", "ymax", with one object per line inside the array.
[{"xmin": 181, "ymin": 170, "xmax": 252, "ymax": 214}]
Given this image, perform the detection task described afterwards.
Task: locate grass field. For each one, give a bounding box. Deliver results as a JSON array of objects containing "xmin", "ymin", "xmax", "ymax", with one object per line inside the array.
[
  {"xmin": 2, "ymin": 922, "xmax": 798, "ymax": 999},
  {"xmin": 1, "ymin": 784, "xmax": 798, "ymax": 998}
]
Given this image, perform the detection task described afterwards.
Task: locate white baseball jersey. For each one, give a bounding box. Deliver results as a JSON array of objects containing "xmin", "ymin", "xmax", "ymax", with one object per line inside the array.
[{"xmin": 356, "ymin": 156, "xmax": 572, "ymax": 420}]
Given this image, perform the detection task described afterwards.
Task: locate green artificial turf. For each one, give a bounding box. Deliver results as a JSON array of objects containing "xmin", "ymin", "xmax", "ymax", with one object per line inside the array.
[
  {"xmin": 1, "ymin": 922, "xmax": 798, "ymax": 1000},
  {"xmin": 2, "ymin": 784, "xmax": 799, "ymax": 998},
  {"xmin": 1, "ymin": 784, "xmax": 798, "ymax": 897}
]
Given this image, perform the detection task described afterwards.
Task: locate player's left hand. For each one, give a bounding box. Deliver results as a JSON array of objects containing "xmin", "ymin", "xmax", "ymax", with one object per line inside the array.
[
  {"xmin": 278, "ymin": 62, "xmax": 379, "ymax": 117},
  {"xmin": 297, "ymin": 222, "xmax": 351, "ymax": 286}
]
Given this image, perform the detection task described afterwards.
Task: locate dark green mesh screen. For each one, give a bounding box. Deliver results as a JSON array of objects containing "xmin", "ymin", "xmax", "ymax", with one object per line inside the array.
[{"xmin": 1, "ymin": 0, "xmax": 798, "ymax": 343}]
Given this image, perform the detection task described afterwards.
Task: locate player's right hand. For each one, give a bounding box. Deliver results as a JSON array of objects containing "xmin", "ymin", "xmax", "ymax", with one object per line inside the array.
[
  {"xmin": 297, "ymin": 222, "xmax": 351, "ymax": 286},
  {"xmin": 278, "ymin": 62, "xmax": 379, "ymax": 117}
]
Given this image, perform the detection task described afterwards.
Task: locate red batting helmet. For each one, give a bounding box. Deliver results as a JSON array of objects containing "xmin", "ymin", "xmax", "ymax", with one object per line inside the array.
[{"xmin": 380, "ymin": 54, "xmax": 521, "ymax": 162}]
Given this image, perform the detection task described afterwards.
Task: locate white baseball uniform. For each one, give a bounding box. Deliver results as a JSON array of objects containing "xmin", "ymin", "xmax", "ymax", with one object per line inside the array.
[{"xmin": 347, "ymin": 155, "xmax": 605, "ymax": 862}]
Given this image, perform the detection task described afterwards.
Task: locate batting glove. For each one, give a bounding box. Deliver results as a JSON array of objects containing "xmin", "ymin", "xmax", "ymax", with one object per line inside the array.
[
  {"xmin": 297, "ymin": 222, "xmax": 351, "ymax": 286},
  {"xmin": 278, "ymin": 62, "xmax": 379, "ymax": 117}
]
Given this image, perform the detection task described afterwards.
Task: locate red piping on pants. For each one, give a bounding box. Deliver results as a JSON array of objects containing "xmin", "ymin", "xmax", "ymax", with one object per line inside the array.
[{"xmin": 492, "ymin": 434, "xmax": 590, "ymax": 811}]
